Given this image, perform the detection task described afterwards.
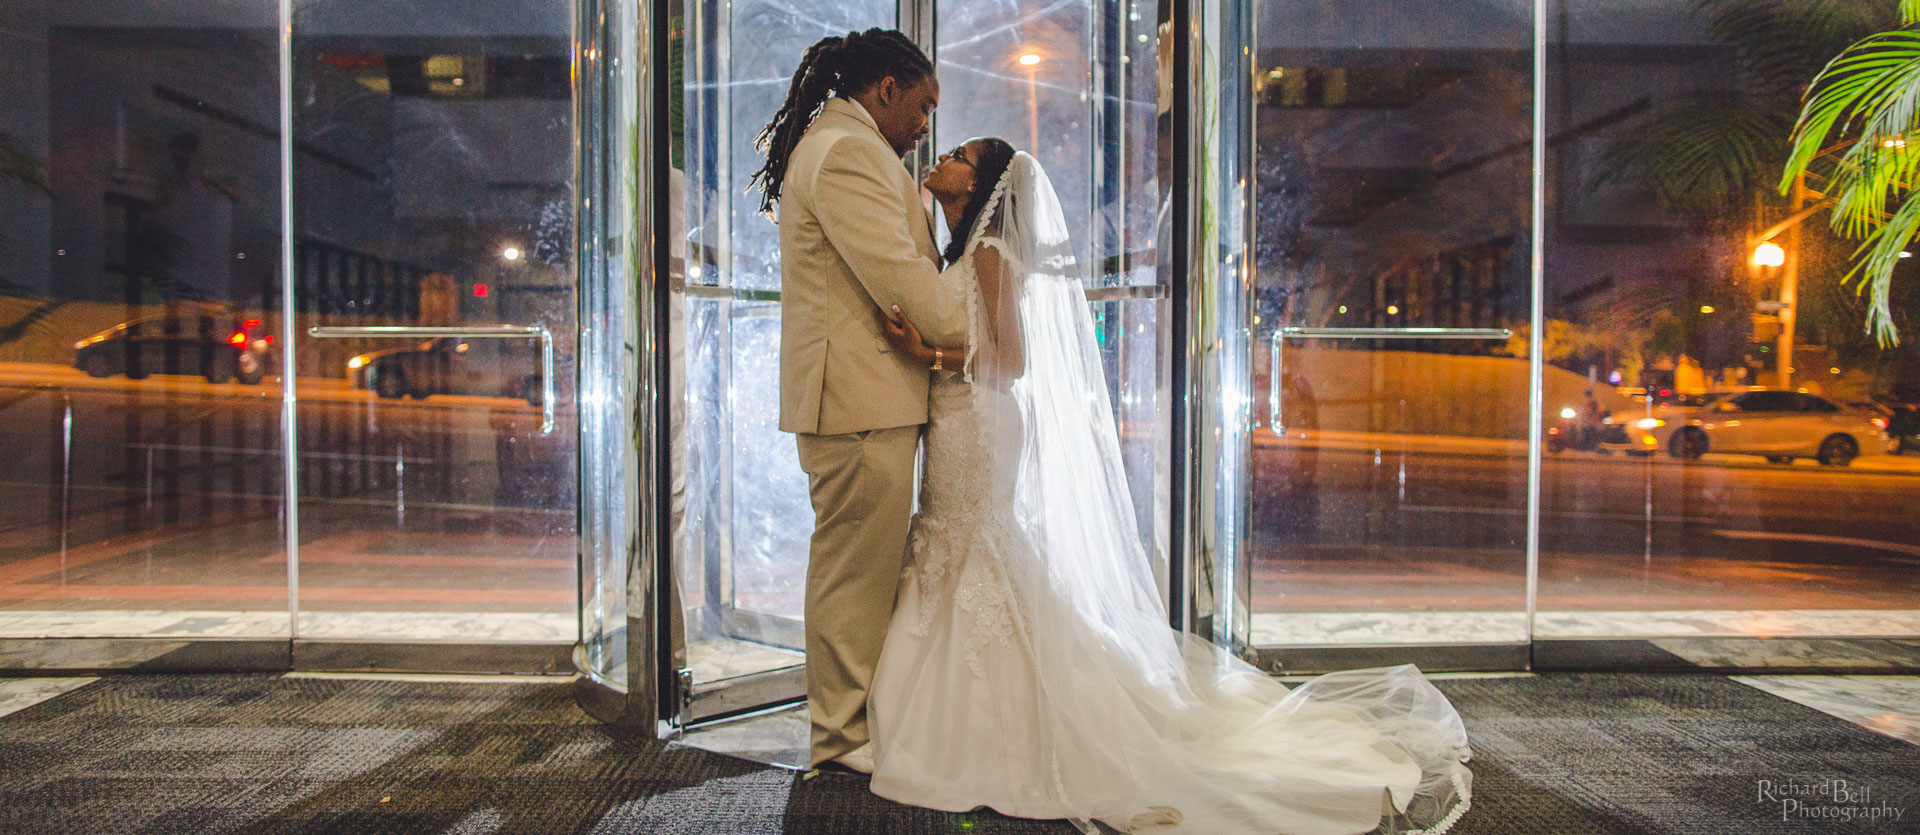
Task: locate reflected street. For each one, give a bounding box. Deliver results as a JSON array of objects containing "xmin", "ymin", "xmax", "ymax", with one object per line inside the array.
[
  {"xmin": 0, "ymin": 361, "xmax": 573, "ymax": 618},
  {"xmin": 5, "ymin": 354, "xmax": 1914, "ymax": 623},
  {"xmin": 1251, "ymin": 432, "xmax": 1920, "ymax": 614}
]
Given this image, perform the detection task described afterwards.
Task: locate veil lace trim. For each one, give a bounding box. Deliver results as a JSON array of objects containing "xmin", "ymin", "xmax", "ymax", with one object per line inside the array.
[{"xmin": 966, "ymin": 160, "xmax": 1013, "ymax": 245}]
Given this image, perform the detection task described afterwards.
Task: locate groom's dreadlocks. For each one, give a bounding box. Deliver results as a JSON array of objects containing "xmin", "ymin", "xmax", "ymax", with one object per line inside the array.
[{"xmin": 750, "ymin": 28, "xmax": 935, "ymax": 215}]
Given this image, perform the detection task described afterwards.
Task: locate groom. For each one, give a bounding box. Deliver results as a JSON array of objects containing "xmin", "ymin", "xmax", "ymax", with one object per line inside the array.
[{"xmin": 751, "ymin": 29, "xmax": 966, "ymax": 773}]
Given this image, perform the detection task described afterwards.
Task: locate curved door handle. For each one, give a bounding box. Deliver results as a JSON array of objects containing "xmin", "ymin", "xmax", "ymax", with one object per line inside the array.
[{"xmin": 308, "ymin": 325, "xmax": 556, "ymax": 434}]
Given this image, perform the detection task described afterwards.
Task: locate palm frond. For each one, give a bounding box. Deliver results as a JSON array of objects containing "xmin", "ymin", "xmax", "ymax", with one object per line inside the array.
[
  {"xmin": 0, "ymin": 300, "xmax": 70, "ymax": 347},
  {"xmin": 1696, "ymin": 0, "xmax": 1901, "ymax": 97},
  {"xmin": 0, "ymin": 131, "xmax": 50, "ymax": 196},
  {"xmin": 1785, "ymin": 29, "xmax": 1920, "ymax": 344},
  {"xmin": 1597, "ymin": 106, "xmax": 1791, "ymax": 216}
]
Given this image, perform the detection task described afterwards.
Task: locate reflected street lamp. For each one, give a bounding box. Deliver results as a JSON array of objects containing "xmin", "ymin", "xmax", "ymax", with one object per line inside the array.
[
  {"xmin": 1749, "ymin": 173, "xmax": 1820, "ymax": 389},
  {"xmin": 1016, "ymin": 51, "xmax": 1042, "ymax": 154}
]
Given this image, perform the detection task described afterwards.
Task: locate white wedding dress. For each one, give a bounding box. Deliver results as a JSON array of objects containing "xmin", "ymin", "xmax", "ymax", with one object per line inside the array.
[{"xmin": 867, "ymin": 154, "xmax": 1473, "ymax": 835}]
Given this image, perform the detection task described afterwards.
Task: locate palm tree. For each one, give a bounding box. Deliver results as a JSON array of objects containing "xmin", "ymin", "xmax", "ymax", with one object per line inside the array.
[
  {"xmin": 1597, "ymin": 1, "xmax": 1897, "ymax": 218},
  {"xmin": 1588, "ymin": 1, "xmax": 1906, "ymax": 375},
  {"xmin": 1783, "ymin": 0, "xmax": 1920, "ymax": 345}
]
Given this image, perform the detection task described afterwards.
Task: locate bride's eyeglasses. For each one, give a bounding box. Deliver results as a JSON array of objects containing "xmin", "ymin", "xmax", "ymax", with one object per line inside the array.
[{"xmin": 942, "ymin": 146, "xmax": 975, "ymax": 168}]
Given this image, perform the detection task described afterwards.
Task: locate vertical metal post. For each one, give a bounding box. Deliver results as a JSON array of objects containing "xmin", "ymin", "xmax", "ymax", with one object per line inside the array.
[
  {"xmin": 1166, "ymin": 0, "xmax": 1194, "ymax": 634},
  {"xmin": 1219, "ymin": 0, "xmax": 1256, "ymax": 658},
  {"xmin": 645, "ymin": 0, "xmax": 675, "ymax": 734},
  {"xmin": 278, "ymin": 0, "xmax": 302, "ymax": 641},
  {"xmin": 394, "ymin": 441, "xmax": 405, "ymax": 524},
  {"xmin": 1777, "ymin": 174, "xmax": 1805, "ymax": 390},
  {"xmin": 60, "ymin": 394, "xmax": 72, "ymax": 558},
  {"xmin": 573, "ymin": 0, "xmax": 667, "ymax": 730},
  {"xmin": 1524, "ymin": 0, "xmax": 1547, "ymax": 659},
  {"xmin": 899, "ymin": 0, "xmax": 937, "ymax": 177}
]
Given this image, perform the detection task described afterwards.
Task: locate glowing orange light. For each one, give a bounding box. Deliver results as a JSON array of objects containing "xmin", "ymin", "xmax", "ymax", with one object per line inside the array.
[
  {"xmin": 1752, "ymin": 241, "xmax": 1786, "ymax": 267},
  {"xmin": 1016, "ymin": 52, "xmax": 1041, "ymax": 66},
  {"xmin": 228, "ymin": 332, "xmax": 248, "ymax": 346}
]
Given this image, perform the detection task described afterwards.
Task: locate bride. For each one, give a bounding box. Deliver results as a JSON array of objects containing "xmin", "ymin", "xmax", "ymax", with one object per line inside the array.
[{"xmin": 867, "ymin": 138, "xmax": 1474, "ymax": 835}]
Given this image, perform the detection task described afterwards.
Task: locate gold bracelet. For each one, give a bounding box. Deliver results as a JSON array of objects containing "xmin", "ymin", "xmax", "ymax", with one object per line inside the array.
[{"xmin": 932, "ymin": 349, "xmax": 943, "ymax": 371}]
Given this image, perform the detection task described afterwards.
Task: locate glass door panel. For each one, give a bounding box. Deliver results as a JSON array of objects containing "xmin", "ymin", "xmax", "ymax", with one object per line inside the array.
[
  {"xmin": 935, "ymin": 0, "xmax": 1173, "ymax": 595},
  {"xmin": 289, "ymin": 0, "xmax": 579, "ymax": 648},
  {"xmin": 673, "ymin": 0, "xmax": 899, "ymax": 720},
  {"xmin": 1245, "ymin": 0, "xmax": 1535, "ymax": 667},
  {"xmin": 672, "ymin": 0, "xmax": 1172, "ymax": 722}
]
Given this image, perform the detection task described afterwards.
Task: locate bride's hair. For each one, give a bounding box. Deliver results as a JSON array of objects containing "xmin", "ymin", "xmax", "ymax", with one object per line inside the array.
[
  {"xmin": 749, "ymin": 28, "xmax": 934, "ymax": 214},
  {"xmin": 940, "ymin": 137, "xmax": 1016, "ymax": 265}
]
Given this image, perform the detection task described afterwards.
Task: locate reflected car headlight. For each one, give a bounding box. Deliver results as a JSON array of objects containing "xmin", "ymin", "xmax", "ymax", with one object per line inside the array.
[
  {"xmin": 347, "ymin": 355, "xmax": 369, "ymax": 370},
  {"xmin": 1635, "ymin": 418, "xmax": 1665, "ymax": 429}
]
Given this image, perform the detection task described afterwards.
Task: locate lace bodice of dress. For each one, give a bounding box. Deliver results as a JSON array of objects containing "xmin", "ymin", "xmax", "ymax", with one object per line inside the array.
[
  {"xmin": 905, "ymin": 241, "xmax": 1027, "ymax": 669},
  {"xmin": 918, "ymin": 239, "xmax": 1018, "ymax": 518}
]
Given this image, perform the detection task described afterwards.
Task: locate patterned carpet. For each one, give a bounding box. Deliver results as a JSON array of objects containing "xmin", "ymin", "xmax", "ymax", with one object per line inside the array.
[{"xmin": 0, "ymin": 672, "xmax": 1913, "ymax": 834}]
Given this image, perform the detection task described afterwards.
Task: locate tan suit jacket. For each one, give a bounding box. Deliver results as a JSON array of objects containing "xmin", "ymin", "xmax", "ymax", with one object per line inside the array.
[{"xmin": 778, "ymin": 98, "xmax": 965, "ymax": 436}]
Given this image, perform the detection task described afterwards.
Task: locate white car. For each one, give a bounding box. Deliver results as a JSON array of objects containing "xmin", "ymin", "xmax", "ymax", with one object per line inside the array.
[{"xmin": 1604, "ymin": 390, "xmax": 1894, "ymax": 466}]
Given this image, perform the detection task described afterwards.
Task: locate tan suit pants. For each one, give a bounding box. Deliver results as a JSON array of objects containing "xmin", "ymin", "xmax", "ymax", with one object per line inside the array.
[{"xmin": 794, "ymin": 425, "xmax": 919, "ymax": 767}]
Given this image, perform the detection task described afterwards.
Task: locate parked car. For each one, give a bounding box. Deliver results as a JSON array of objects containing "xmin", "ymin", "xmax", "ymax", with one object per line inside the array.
[
  {"xmin": 73, "ymin": 314, "xmax": 272, "ymax": 384},
  {"xmin": 1601, "ymin": 390, "xmax": 1894, "ymax": 466},
  {"xmin": 347, "ymin": 336, "xmax": 564, "ymax": 405}
]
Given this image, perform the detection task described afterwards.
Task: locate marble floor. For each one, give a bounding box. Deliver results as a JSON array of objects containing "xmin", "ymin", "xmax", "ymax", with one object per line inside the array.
[
  {"xmin": 688, "ymin": 638, "xmax": 804, "ymax": 683},
  {"xmin": 7, "ymin": 607, "xmax": 1916, "ymax": 646},
  {"xmin": 1733, "ymin": 675, "xmax": 1920, "ymax": 746},
  {"xmin": 0, "ymin": 609, "xmax": 575, "ymax": 642},
  {"xmin": 1248, "ymin": 608, "xmax": 1920, "ymax": 646},
  {"xmin": 0, "ymin": 677, "xmax": 95, "ymax": 719},
  {"xmin": 675, "ymin": 704, "xmax": 811, "ymax": 770}
]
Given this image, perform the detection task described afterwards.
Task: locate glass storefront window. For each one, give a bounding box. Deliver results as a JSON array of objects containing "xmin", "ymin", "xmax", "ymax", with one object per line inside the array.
[
  {"xmin": 1, "ymin": 3, "xmax": 290, "ymax": 641},
  {"xmin": 1, "ymin": 0, "xmax": 587, "ymax": 653},
  {"xmin": 1245, "ymin": 0, "xmax": 1537, "ymax": 654},
  {"xmin": 286, "ymin": 0, "xmax": 580, "ymax": 646},
  {"xmin": 1537, "ymin": 0, "xmax": 1920, "ymax": 651}
]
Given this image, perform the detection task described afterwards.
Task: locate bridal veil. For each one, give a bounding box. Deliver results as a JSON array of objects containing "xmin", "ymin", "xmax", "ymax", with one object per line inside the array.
[{"xmin": 914, "ymin": 151, "xmax": 1473, "ymax": 834}]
